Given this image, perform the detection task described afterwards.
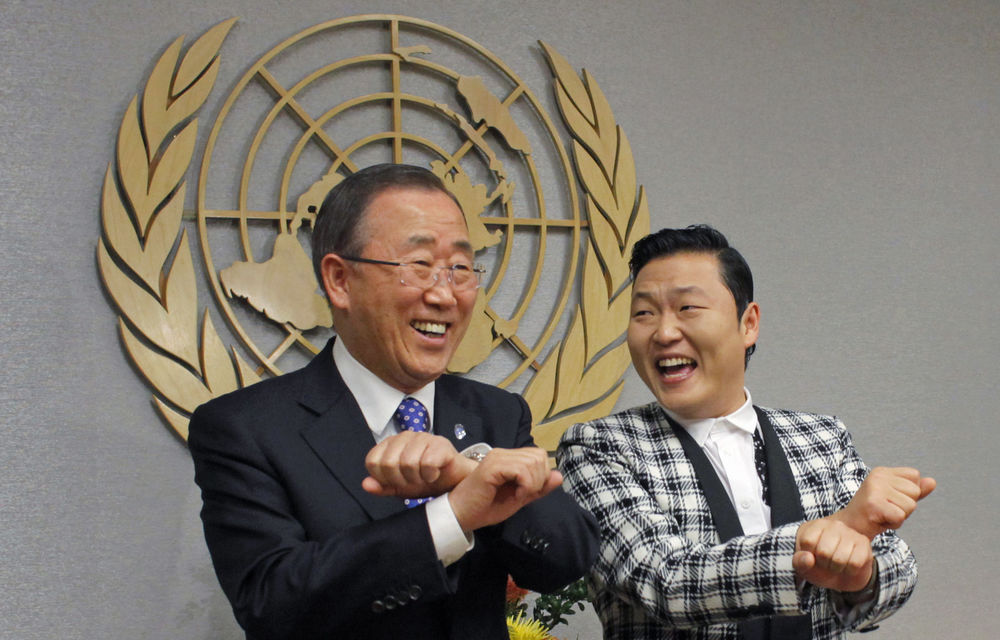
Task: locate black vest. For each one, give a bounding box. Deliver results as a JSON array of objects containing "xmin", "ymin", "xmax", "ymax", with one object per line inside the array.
[{"xmin": 666, "ymin": 407, "xmax": 813, "ymax": 640}]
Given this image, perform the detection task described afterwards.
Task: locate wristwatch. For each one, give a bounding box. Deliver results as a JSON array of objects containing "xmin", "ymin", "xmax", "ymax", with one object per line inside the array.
[{"xmin": 460, "ymin": 443, "xmax": 492, "ymax": 462}]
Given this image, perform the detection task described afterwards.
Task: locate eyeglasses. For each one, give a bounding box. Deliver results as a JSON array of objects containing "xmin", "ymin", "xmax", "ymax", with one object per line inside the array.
[{"xmin": 341, "ymin": 256, "xmax": 486, "ymax": 291}]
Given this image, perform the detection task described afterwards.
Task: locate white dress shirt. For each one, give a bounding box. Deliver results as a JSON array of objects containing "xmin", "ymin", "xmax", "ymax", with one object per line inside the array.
[
  {"xmin": 663, "ymin": 389, "xmax": 771, "ymax": 535},
  {"xmin": 333, "ymin": 338, "xmax": 473, "ymax": 566}
]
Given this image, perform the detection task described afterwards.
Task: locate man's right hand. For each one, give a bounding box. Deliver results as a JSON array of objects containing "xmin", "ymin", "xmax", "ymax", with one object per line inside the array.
[
  {"xmin": 794, "ymin": 518, "xmax": 874, "ymax": 592},
  {"xmin": 362, "ymin": 431, "xmax": 477, "ymax": 499},
  {"xmin": 831, "ymin": 466, "xmax": 936, "ymax": 539},
  {"xmin": 447, "ymin": 447, "xmax": 563, "ymax": 533}
]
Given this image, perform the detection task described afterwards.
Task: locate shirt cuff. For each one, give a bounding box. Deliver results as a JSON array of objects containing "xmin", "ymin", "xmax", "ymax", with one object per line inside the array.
[
  {"xmin": 830, "ymin": 558, "xmax": 880, "ymax": 627},
  {"xmin": 426, "ymin": 493, "xmax": 474, "ymax": 567}
]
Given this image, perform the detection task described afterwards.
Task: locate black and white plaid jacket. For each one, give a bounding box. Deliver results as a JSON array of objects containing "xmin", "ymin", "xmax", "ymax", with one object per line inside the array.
[{"xmin": 557, "ymin": 403, "xmax": 917, "ymax": 640}]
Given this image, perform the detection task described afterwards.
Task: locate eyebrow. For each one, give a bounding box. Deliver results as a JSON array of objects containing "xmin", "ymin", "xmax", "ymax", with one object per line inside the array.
[
  {"xmin": 632, "ymin": 285, "xmax": 706, "ymax": 301},
  {"xmin": 406, "ymin": 234, "xmax": 474, "ymax": 254},
  {"xmin": 670, "ymin": 285, "xmax": 705, "ymax": 296}
]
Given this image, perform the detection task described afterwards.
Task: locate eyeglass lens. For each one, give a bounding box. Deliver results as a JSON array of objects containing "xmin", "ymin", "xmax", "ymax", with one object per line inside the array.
[{"xmin": 401, "ymin": 263, "xmax": 479, "ymax": 290}]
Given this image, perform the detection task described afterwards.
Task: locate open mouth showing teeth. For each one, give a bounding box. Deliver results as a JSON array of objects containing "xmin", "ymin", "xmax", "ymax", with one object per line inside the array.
[
  {"xmin": 658, "ymin": 357, "xmax": 696, "ymax": 377},
  {"xmin": 412, "ymin": 320, "xmax": 447, "ymax": 337}
]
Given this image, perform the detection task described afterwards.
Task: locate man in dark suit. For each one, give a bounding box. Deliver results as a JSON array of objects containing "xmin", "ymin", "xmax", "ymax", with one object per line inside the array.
[
  {"xmin": 189, "ymin": 164, "xmax": 599, "ymax": 640},
  {"xmin": 558, "ymin": 225, "xmax": 935, "ymax": 639}
]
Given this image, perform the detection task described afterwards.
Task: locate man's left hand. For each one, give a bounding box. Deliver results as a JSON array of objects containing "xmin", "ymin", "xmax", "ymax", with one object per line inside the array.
[
  {"xmin": 832, "ymin": 466, "xmax": 936, "ymax": 539},
  {"xmin": 448, "ymin": 447, "xmax": 563, "ymax": 533}
]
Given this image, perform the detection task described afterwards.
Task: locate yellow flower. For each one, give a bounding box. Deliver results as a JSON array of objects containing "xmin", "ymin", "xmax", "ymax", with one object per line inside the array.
[{"xmin": 506, "ymin": 612, "xmax": 553, "ymax": 640}]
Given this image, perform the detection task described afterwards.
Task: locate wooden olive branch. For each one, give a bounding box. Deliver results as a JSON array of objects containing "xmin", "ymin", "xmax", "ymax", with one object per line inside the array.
[
  {"xmin": 96, "ymin": 18, "xmax": 259, "ymax": 439},
  {"xmin": 525, "ymin": 43, "xmax": 649, "ymax": 451}
]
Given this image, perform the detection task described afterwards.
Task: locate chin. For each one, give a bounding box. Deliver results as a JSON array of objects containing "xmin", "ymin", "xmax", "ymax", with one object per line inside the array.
[
  {"xmin": 408, "ymin": 362, "xmax": 450, "ymax": 384},
  {"xmin": 656, "ymin": 394, "xmax": 705, "ymax": 419}
]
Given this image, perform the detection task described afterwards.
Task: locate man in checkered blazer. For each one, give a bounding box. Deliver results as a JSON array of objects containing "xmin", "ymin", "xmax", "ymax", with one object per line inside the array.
[{"xmin": 558, "ymin": 225, "xmax": 935, "ymax": 639}]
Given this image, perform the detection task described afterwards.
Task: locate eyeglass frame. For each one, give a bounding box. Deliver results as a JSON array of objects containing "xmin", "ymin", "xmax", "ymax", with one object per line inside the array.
[{"xmin": 340, "ymin": 255, "xmax": 486, "ymax": 290}]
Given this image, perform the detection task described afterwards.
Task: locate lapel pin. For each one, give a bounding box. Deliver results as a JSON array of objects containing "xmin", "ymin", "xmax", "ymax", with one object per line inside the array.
[{"xmin": 454, "ymin": 424, "xmax": 467, "ymax": 440}]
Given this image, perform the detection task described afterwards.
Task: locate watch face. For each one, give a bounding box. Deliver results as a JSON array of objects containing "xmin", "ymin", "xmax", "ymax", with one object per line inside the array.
[{"xmin": 461, "ymin": 443, "xmax": 491, "ymax": 462}]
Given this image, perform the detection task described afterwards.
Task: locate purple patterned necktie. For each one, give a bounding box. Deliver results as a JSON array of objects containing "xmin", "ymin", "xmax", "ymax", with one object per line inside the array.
[{"xmin": 395, "ymin": 397, "xmax": 431, "ymax": 508}]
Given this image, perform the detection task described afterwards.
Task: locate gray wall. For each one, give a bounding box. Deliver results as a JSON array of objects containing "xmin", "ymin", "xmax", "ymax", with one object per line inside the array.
[{"xmin": 3, "ymin": 1, "xmax": 997, "ymax": 638}]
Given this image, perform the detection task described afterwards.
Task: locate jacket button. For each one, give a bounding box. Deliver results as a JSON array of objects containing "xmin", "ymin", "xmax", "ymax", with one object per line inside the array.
[
  {"xmin": 409, "ymin": 585, "xmax": 423, "ymax": 601},
  {"xmin": 521, "ymin": 531, "xmax": 535, "ymax": 546},
  {"xmin": 384, "ymin": 595, "xmax": 398, "ymax": 610},
  {"xmin": 371, "ymin": 600, "xmax": 385, "ymax": 614}
]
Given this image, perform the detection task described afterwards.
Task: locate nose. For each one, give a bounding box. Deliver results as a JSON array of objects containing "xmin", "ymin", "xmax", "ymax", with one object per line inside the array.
[
  {"xmin": 423, "ymin": 274, "xmax": 458, "ymax": 307},
  {"xmin": 652, "ymin": 314, "xmax": 682, "ymax": 344}
]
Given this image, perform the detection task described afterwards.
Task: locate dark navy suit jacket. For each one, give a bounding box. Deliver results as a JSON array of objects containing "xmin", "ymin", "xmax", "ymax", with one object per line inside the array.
[{"xmin": 189, "ymin": 339, "xmax": 599, "ymax": 640}]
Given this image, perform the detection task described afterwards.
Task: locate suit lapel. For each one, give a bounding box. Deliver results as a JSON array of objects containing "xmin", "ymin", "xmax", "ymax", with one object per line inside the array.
[
  {"xmin": 433, "ymin": 376, "xmax": 483, "ymax": 451},
  {"xmin": 754, "ymin": 407, "xmax": 806, "ymax": 526},
  {"xmin": 664, "ymin": 414, "xmax": 745, "ymax": 542},
  {"xmin": 297, "ymin": 339, "xmax": 407, "ymax": 522}
]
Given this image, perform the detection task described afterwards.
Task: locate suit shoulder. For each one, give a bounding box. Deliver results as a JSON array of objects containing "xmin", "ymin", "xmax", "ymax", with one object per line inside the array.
[
  {"xmin": 561, "ymin": 402, "xmax": 663, "ymax": 443},
  {"xmin": 757, "ymin": 405, "xmax": 838, "ymax": 422},
  {"xmin": 756, "ymin": 405, "xmax": 847, "ymax": 437},
  {"xmin": 187, "ymin": 366, "xmax": 322, "ymax": 452},
  {"xmin": 195, "ymin": 368, "xmax": 306, "ymax": 413},
  {"xmin": 436, "ymin": 373, "xmax": 520, "ymax": 404}
]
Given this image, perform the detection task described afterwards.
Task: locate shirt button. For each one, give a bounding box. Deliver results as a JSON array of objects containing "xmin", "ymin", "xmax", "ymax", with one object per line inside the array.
[{"xmin": 740, "ymin": 500, "xmax": 751, "ymax": 510}]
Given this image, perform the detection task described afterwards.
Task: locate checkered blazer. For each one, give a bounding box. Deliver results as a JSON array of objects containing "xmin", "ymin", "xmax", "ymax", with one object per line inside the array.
[{"xmin": 557, "ymin": 403, "xmax": 918, "ymax": 640}]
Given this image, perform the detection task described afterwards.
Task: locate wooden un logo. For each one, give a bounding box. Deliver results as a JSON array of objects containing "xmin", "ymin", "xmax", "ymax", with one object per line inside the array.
[{"xmin": 98, "ymin": 15, "xmax": 648, "ymax": 450}]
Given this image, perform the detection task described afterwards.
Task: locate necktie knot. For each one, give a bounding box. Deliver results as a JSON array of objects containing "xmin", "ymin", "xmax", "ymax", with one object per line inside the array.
[{"xmin": 395, "ymin": 397, "xmax": 428, "ymax": 432}]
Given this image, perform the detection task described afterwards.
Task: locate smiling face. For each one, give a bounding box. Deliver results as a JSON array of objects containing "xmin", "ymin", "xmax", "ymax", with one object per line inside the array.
[
  {"xmin": 321, "ymin": 186, "xmax": 477, "ymax": 393},
  {"xmin": 628, "ymin": 251, "xmax": 759, "ymax": 420}
]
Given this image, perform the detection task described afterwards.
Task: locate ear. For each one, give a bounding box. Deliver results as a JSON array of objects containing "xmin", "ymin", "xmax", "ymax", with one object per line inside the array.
[
  {"xmin": 320, "ymin": 253, "xmax": 352, "ymax": 311},
  {"xmin": 740, "ymin": 301, "xmax": 760, "ymax": 349}
]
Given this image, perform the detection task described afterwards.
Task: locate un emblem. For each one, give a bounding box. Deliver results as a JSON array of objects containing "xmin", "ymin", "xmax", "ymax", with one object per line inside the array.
[{"xmin": 98, "ymin": 15, "xmax": 648, "ymax": 450}]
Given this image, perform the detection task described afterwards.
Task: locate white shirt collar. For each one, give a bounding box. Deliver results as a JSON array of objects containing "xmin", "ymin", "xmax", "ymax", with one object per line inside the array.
[
  {"xmin": 332, "ymin": 338, "xmax": 436, "ymax": 440},
  {"xmin": 662, "ymin": 388, "xmax": 757, "ymax": 447}
]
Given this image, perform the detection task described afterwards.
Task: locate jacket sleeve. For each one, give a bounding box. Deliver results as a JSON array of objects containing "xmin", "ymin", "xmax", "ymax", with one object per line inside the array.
[
  {"xmin": 188, "ymin": 398, "xmax": 454, "ymax": 640},
  {"xmin": 475, "ymin": 394, "xmax": 600, "ymax": 593},
  {"xmin": 557, "ymin": 414, "xmax": 807, "ymax": 629},
  {"xmin": 821, "ymin": 419, "xmax": 918, "ymax": 632}
]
